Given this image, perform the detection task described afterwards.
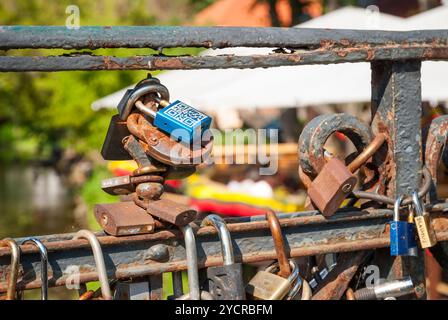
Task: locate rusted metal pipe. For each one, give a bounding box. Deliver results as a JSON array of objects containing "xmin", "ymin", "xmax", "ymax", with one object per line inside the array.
[
  {"xmin": 2, "ymin": 26, "xmax": 448, "ymax": 50},
  {"xmin": 1, "ymin": 208, "xmax": 447, "ymax": 293},
  {"xmin": 2, "ymin": 44, "xmax": 448, "ymax": 72}
]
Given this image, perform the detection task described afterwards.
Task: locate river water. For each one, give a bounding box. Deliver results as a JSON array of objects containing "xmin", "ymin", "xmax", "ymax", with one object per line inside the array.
[
  {"xmin": 0, "ymin": 165, "xmax": 79, "ymax": 299},
  {"xmin": 0, "ymin": 165, "xmax": 78, "ymax": 238}
]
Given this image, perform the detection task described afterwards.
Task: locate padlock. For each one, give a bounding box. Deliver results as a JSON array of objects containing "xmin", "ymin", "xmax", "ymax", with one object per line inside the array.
[
  {"xmin": 114, "ymin": 275, "xmax": 163, "ymax": 300},
  {"xmin": 200, "ymin": 214, "xmax": 245, "ymax": 300},
  {"xmin": 307, "ymin": 133, "xmax": 386, "ymax": 217},
  {"xmin": 73, "ymin": 230, "xmax": 112, "ymax": 300},
  {"xmin": 0, "ymin": 238, "xmax": 20, "ymax": 300},
  {"xmin": 406, "ymin": 206, "xmax": 418, "ymax": 256},
  {"xmin": 125, "ymin": 112, "xmax": 213, "ymax": 168},
  {"xmin": 246, "ymin": 260, "xmax": 299, "ymax": 300},
  {"xmin": 412, "ymin": 190, "xmax": 437, "ymax": 248},
  {"xmin": 145, "ymin": 198, "xmax": 197, "ymax": 226},
  {"xmin": 307, "ymin": 157, "xmax": 357, "ymax": 216},
  {"xmin": 114, "ymin": 281, "xmax": 151, "ymax": 300},
  {"xmin": 390, "ymin": 195, "xmax": 410, "ymax": 256},
  {"xmin": 21, "ymin": 238, "xmax": 48, "ymax": 300},
  {"xmin": 94, "ymin": 202, "xmax": 155, "ymax": 236},
  {"xmin": 137, "ymin": 98, "xmax": 212, "ymax": 144},
  {"xmin": 101, "ymin": 114, "xmax": 132, "ymax": 160},
  {"xmin": 117, "ymin": 75, "xmax": 212, "ymax": 144}
]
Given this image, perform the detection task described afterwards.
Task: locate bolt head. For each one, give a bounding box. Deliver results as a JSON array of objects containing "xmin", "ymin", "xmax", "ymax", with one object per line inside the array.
[{"xmin": 342, "ymin": 183, "xmax": 353, "ymax": 193}]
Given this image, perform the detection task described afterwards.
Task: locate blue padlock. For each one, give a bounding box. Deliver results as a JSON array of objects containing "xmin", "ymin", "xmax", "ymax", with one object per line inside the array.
[
  {"xmin": 390, "ymin": 195, "xmax": 410, "ymax": 256},
  {"xmin": 117, "ymin": 76, "xmax": 212, "ymax": 144},
  {"xmin": 406, "ymin": 212, "xmax": 418, "ymax": 256},
  {"xmin": 151, "ymin": 99, "xmax": 212, "ymax": 144}
]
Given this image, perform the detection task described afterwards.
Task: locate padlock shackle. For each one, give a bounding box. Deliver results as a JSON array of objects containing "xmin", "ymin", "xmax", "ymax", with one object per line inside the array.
[
  {"xmin": 135, "ymin": 100, "xmax": 157, "ymax": 118},
  {"xmin": 201, "ymin": 214, "xmax": 234, "ymax": 266},
  {"xmin": 411, "ymin": 190, "xmax": 424, "ymax": 217},
  {"xmin": 393, "ymin": 195, "xmax": 405, "ymax": 222},
  {"xmin": 266, "ymin": 210, "xmax": 291, "ymax": 278},
  {"xmin": 0, "ymin": 238, "xmax": 20, "ymax": 300},
  {"xmin": 22, "ymin": 238, "xmax": 48, "ymax": 300},
  {"xmin": 121, "ymin": 82, "xmax": 170, "ymax": 120},
  {"xmin": 152, "ymin": 95, "xmax": 170, "ymax": 108},
  {"xmin": 286, "ymin": 272, "xmax": 303, "ymax": 300},
  {"xmin": 347, "ymin": 133, "xmax": 386, "ymax": 173},
  {"xmin": 181, "ymin": 224, "xmax": 201, "ymax": 300},
  {"xmin": 266, "ymin": 260, "xmax": 299, "ymax": 283},
  {"xmin": 73, "ymin": 230, "xmax": 112, "ymax": 300}
]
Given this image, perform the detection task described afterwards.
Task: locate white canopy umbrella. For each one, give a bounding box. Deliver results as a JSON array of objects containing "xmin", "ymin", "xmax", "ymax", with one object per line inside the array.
[
  {"xmin": 297, "ymin": 6, "xmax": 407, "ymax": 30},
  {"xmin": 91, "ymin": 6, "xmax": 448, "ymax": 113},
  {"xmin": 405, "ymin": 4, "xmax": 448, "ymax": 29}
]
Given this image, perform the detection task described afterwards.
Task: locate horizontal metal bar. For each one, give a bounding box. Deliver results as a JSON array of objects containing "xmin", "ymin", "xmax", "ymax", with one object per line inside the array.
[
  {"xmin": 1, "ymin": 26, "xmax": 448, "ymax": 50},
  {"xmin": 1, "ymin": 43, "xmax": 448, "ymax": 72},
  {"xmin": 0, "ymin": 206, "xmax": 447, "ymax": 292}
]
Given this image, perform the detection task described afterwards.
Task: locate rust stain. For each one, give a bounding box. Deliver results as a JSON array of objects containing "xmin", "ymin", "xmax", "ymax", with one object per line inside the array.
[
  {"xmin": 422, "ymin": 47, "xmax": 448, "ymax": 60},
  {"xmin": 287, "ymin": 54, "xmax": 301, "ymax": 62},
  {"xmin": 340, "ymin": 39, "xmax": 351, "ymax": 46},
  {"xmin": 153, "ymin": 58, "xmax": 186, "ymax": 69},
  {"xmin": 366, "ymin": 49, "xmax": 375, "ymax": 61},
  {"xmin": 202, "ymin": 41, "xmax": 213, "ymax": 48},
  {"xmin": 336, "ymin": 50, "xmax": 348, "ymax": 57},
  {"xmin": 320, "ymin": 39, "xmax": 334, "ymax": 50},
  {"xmin": 102, "ymin": 56, "xmax": 124, "ymax": 69}
]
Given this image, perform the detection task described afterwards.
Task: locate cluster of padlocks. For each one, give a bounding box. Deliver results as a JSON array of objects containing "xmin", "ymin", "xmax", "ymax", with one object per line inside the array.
[
  {"xmin": 298, "ymin": 113, "xmax": 438, "ymax": 257},
  {"xmin": 297, "ymin": 113, "xmax": 438, "ymax": 256},
  {"xmin": 1, "ymin": 73, "xmax": 445, "ymax": 300}
]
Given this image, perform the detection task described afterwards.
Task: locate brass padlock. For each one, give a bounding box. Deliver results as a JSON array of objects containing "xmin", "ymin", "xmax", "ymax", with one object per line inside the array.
[
  {"xmin": 246, "ymin": 260, "xmax": 298, "ymax": 300},
  {"xmin": 307, "ymin": 133, "xmax": 386, "ymax": 217},
  {"xmin": 412, "ymin": 190, "xmax": 437, "ymax": 248}
]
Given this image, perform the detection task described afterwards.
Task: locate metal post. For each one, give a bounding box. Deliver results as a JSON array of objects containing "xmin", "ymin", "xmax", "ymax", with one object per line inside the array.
[{"xmin": 370, "ymin": 60, "xmax": 426, "ymax": 299}]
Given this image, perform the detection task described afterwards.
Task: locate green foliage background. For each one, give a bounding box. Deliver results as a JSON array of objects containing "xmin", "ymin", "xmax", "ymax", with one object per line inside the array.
[{"xmin": 0, "ymin": 0, "xmax": 206, "ymax": 163}]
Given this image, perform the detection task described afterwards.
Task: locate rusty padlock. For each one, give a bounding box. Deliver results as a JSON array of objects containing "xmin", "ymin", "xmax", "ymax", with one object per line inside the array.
[
  {"xmin": 101, "ymin": 75, "xmax": 169, "ymax": 160},
  {"xmin": 307, "ymin": 133, "xmax": 386, "ymax": 216},
  {"xmin": 145, "ymin": 198, "xmax": 197, "ymax": 226},
  {"xmin": 94, "ymin": 202, "xmax": 156, "ymax": 236},
  {"xmin": 126, "ymin": 112, "xmax": 213, "ymax": 168},
  {"xmin": 299, "ymin": 114, "xmax": 385, "ymax": 216}
]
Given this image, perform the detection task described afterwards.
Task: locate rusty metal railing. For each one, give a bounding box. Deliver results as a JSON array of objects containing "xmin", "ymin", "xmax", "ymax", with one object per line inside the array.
[
  {"xmin": 1, "ymin": 26, "xmax": 448, "ymax": 71},
  {"xmin": 1, "ymin": 26, "xmax": 448, "ymax": 299}
]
